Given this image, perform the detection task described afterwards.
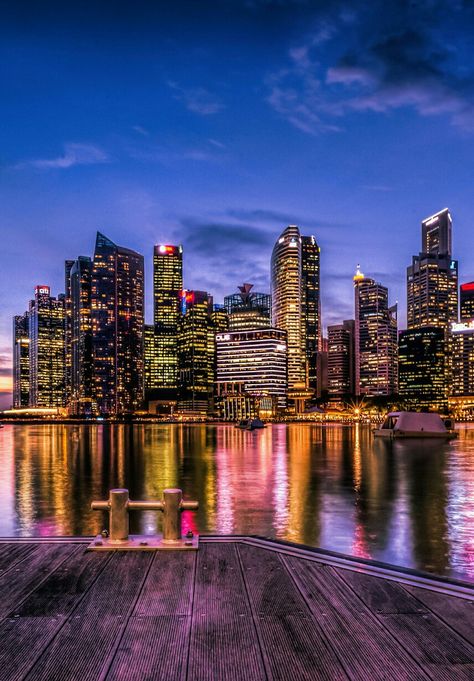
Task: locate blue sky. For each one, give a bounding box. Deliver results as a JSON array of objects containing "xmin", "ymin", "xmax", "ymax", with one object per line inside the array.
[{"xmin": 1, "ymin": 0, "xmax": 474, "ymax": 406}]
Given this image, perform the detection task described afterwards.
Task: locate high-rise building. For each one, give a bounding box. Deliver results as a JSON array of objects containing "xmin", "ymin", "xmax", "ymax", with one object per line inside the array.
[
  {"xmin": 302, "ymin": 235, "xmax": 321, "ymax": 391},
  {"xmin": 70, "ymin": 256, "xmax": 94, "ymax": 415},
  {"xmin": 91, "ymin": 232, "xmax": 144, "ymax": 415},
  {"xmin": 271, "ymin": 225, "xmax": 321, "ymax": 398},
  {"xmin": 216, "ymin": 328, "xmax": 288, "ymax": 409},
  {"xmin": 460, "ymin": 282, "xmax": 474, "ymax": 322},
  {"xmin": 422, "ymin": 208, "xmax": 452, "ymax": 256},
  {"xmin": 153, "ymin": 244, "xmax": 183, "ymax": 399},
  {"xmin": 28, "ymin": 285, "xmax": 66, "ymax": 407},
  {"xmin": 177, "ymin": 290, "xmax": 213, "ymax": 414},
  {"xmin": 327, "ymin": 320, "xmax": 355, "ymax": 397},
  {"xmin": 64, "ymin": 259, "xmax": 75, "ymax": 404},
  {"xmin": 354, "ymin": 267, "xmax": 397, "ymax": 396},
  {"xmin": 144, "ymin": 324, "xmax": 160, "ymax": 392},
  {"xmin": 398, "ymin": 327, "xmax": 448, "ymax": 411},
  {"xmin": 224, "ymin": 284, "xmax": 271, "ymax": 331},
  {"xmin": 451, "ymin": 321, "xmax": 474, "ymax": 397},
  {"xmin": 12, "ymin": 313, "xmax": 30, "ymax": 408},
  {"xmin": 407, "ymin": 209, "xmax": 458, "ymax": 330}
]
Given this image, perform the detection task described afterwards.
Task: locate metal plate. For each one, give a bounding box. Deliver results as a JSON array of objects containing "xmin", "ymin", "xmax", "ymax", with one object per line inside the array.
[{"xmin": 86, "ymin": 534, "xmax": 199, "ymax": 551}]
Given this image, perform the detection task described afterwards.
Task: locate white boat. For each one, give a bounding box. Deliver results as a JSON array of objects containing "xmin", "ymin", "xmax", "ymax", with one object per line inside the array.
[{"xmin": 373, "ymin": 412, "xmax": 457, "ymax": 439}]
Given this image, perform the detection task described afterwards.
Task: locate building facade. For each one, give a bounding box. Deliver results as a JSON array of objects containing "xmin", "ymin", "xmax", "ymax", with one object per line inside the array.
[
  {"xmin": 177, "ymin": 290, "xmax": 213, "ymax": 414},
  {"xmin": 91, "ymin": 232, "xmax": 144, "ymax": 415},
  {"xmin": 460, "ymin": 282, "xmax": 474, "ymax": 322},
  {"xmin": 354, "ymin": 268, "xmax": 397, "ymax": 396},
  {"xmin": 153, "ymin": 244, "xmax": 183, "ymax": 399},
  {"xmin": 327, "ymin": 320, "xmax": 355, "ymax": 397},
  {"xmin": 451, "ymin": 321, "xmax": 474, "ymax": 397},
  {"xmin": 225, "ymin": 284, "xmax": 271, "ymax": 332},
  {"xmin": 271, "ymin": 225, "xmax": 321, "ymax": 398},
  {"xmin": 216, "ymin": 328, "xmax": 288, "ymax": 410},
  {"xmin": 28, "ymin": 286, "xmax": 66, "ymax": 407},
  {"xmin": 70, "ymin": 256, "xmax": 94, "ymax": 415},
  {"xmin": 398, "ymin": 327, "xmax": 448, "ymax": 412},
  {"xmin": 13, "ymin": 313, "xmax": 30, "ymax": 408}
]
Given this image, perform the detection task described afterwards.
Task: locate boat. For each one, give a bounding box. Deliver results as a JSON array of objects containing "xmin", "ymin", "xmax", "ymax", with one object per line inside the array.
[
  {"xmin": 235, "ymin": 418, "xmax": 266, "ymax": 430},
  {"xmin": 373, "ymin": 412, "xmax": 458, "ymax": 439}
]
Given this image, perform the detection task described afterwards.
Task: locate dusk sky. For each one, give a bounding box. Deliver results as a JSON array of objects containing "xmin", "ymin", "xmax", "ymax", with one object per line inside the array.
[{"xmin": 2, "ymin": 0, "xmax": 474, "ymax": 406}]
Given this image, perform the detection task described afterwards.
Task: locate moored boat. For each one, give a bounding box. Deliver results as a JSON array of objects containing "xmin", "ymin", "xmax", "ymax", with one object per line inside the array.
[{"xmin": 373, "ymin": 411, "xmax": 457, "ymax": 439}]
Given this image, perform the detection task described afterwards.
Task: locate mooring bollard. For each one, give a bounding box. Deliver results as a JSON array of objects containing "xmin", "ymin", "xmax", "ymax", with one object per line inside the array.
[{"xmin": 89, "ymin": 487, "xmax": 199, "ymax": 551}]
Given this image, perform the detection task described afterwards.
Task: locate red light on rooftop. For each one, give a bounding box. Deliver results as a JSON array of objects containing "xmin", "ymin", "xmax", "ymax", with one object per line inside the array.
[
  {"xmin": 35, "ymin": 285, "xmax": 50, "ymax": 296},
  {"xmin": 461, "ymin": 282, "xmax": 474, "ymax": 292},
  {"xmin": 157, "ymin": 245, "xmax": 174, "ymax": 254},
  {"xmin": 186, "ymin": 292, "xmax": 195, "ymax": 304}
]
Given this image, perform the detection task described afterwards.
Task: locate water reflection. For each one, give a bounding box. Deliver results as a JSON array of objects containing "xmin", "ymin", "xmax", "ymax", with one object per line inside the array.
[{"xmin": 0, "ymin": 423, "xmax": 473, "ymax": 580}]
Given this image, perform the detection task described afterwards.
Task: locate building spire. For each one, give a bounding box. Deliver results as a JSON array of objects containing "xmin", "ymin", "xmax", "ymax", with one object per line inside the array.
[{"xmin": 353, "ymin": 264, "xmax": 364, "ymax": 282}]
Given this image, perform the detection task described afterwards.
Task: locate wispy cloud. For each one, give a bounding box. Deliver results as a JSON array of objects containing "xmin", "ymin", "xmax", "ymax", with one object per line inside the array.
[
  {"xmin": 15, "ymin": 143, "xmax": 110, "ymax": 170},
  {"xmin": 267, "ymin": 2, "xmax": 474, "ymax": 134},
  {"xmin": 168, "ymin": 81, "xmax": 224, "ymax": 115},
  {"xmin": 132, "ymin": 125, "xmax": 150, "ymax": 136}
]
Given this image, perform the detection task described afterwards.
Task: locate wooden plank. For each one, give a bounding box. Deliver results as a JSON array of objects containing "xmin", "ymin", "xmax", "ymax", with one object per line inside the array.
[
  {"xmin": 283, "ymin": 554, "xmax": 431, "ymax": 681},
  {"xmin": 0, "ymin": 543, "xmax": 77, "ymax": 617},
  {"xmin": 0, "ymin": 617, "xmax": 62, "ymax": 681},
  {"xmin": 0, "ymin": 543, "xmax": 37, "ymax": 574},
  {"xmin": 106, "ymin": 616, "xmax": 190, "ymax": 681},
  {"xmin": 134, "ymin": 550, "xmax": 195, "ymax": 616},
  {"xmin": 188, "ymin": 543, "xmax": 266, "ymax": 681},
  {"xmin": 404, "ymin": 585, "xmax": 474, "ymax": 646},
  {"xmin": 25, "ymin": 552, "xmax": 154, "ymax": 681},
  {"xmin": 335, "ymin": 566, "xmax": 429, "ymax": 614},
  {"xmin": 381, "ymin": 613, "xmax": 474, "ymax": 681},
  {"xmin": 238, "ymin": 544, "xmax": 348, "ymax": 681},
  {"xmin": 11, "ymin": 546, "xmax": 111, "ymax": 617}
]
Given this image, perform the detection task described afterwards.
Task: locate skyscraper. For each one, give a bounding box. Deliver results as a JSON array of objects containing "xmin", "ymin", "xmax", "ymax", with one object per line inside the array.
[
  {"xmin": 70, "ymin": 256, "xmax": 94, "ymax": 415},
  {"xmin": 28, "ymin": 285, "xmax": 66, "ymax": 407},
  {"xmin": 12, "ymin": 313, "xmax": 30, "ymax": 408},
  {"xmin": 460, "ymin": 282, "xmax": 474, "ymax": 322},
  {"xmin": 91, "ymin": 232, "xmax": 144, "ymax": 415},
  {"xmin": 224, "ymin": 283, "xmax": 271, "ymax": 331},
  {"xmin": 144, "ymin": 324, "xmax": 160, "ymax": 392},
  {"xmin": 177, "ymin": 290, "xmax": 213, "ymax": 414},
  {"xmin": 64, "ymin": 259, "xmax": 75, "ymax": 405},
  {"xmin": 153, "ymin": 244, "xmax": 183, "ymax": 399},
  {"xmin": 354, "ymin": 268, "xmax": 397, "ymax": 396},
  {"xmin": 398, "ymin": 328, "xmax": 448, "ymax": 412},
  {"xmin": 271, "ymin": 225, "xmax": 321, "ymax": 400},
  {"xmin": 407, "ymin": 209, "xmax": 458, "ymax": 330},
  {"xmin": 327, "ymin": 320, "xmax": 355, "ymax": 397}
]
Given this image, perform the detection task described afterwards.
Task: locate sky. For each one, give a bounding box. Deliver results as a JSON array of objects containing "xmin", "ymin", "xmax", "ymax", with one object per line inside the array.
[{"xmin": 1, "ymin": 0, "xmax": 474, "ymax": 407}]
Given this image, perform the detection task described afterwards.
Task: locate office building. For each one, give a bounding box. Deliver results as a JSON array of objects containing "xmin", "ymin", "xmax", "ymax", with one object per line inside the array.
[
  {"xmin": 70, "ymin": 256, "xmax": 94, "ymax": 415},
  {"xmin": 216, "ymin": 328, "xmax": 288, "ymax": 410},
  {"xmin": 91, "ymin": 232, "xmax": 144, "ymax": 415},
  {"xmin": 398, "ymin": 327, "xmax": 448, "ymax": 411},
  {"xmin": 64, "ymin": 259, "xmax": 75, "ymax": 404},
  {"xmin": 28, "ymin": 286, "xmax": 66, "ymax": 407},
  {"xmin": 224, "ymin": 284, "xmax": 271, "ymax": 331},
  {"xmin": 354, "ymin": 267, "xmax": 397, "ymax": 396},
  {"xmin": 144, "ymin": 324, "xmax": 160, "ymax": 391},
  {"xmin": 153, "ymin": 244, "xmax": 183, "ymax": 400},
  {"xmin": 460, "ymin": 282, "xmax": 474, "ymax": 322},
  {"xmin": 451, "ymin": 321, "xmax": 474, "ymax": 397},
  {"xmin": 327, "ymin": 320, "xmax": 355, "ymax": 397},
  {"xmin": 12, "ymin": 313, "xmax": 30, "ymax": 408},
  {"xmin": 407, "ymin": 209, "xmax": 458, "ymax": 330},
  {"xmin": 271, "ymin": 225, "xmax": 321, "ymax": 402},
  {"xmin": 177, "ymin": 290, "xmax": 213, "ymax": 414}
]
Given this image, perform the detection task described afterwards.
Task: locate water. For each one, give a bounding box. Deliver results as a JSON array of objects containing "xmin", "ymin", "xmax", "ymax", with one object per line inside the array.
[{"xmin": 1, "ymin": 422, "xmax": 473, "ymax": 581}]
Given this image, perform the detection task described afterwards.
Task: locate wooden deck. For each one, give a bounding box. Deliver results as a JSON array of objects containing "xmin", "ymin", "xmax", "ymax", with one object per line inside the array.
[{"xmin": 0, "ymin": 537, "xmax": 473, "ymax": 680}]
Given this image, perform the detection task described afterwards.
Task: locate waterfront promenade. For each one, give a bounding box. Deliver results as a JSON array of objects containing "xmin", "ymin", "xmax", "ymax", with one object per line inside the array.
[{"xmin": 0, "ymin": 536, "xmax": 473, "ymax": 680}]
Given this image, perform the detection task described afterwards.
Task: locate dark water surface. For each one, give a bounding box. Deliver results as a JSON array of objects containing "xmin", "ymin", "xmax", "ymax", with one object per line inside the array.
[{"xmin": 1, "ymin": 423, "xmax": 474, "ymax": 581}]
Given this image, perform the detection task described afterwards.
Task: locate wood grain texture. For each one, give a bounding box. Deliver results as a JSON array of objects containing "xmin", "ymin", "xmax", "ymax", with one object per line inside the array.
[
  {"xmin": 239, "ymin": 544, "xmax": 348, "ymax": 681},
  {"xmin": 0, "ymin": 543, "xmax": 37, "ymax": 575},
  {"xmin": 404, "ymin": 585, "xmax": 474, "ymax": 646},
  {"xmin": 283, "ymin": 555, "xmax": 431, "ymax": 681},
  {"xmin": 188, "ymin": 543, "xmax": 266, "ymax": 681},
  {"xmin": 133, "ymin": 550, "xmax": 195, "ymax": 616}
]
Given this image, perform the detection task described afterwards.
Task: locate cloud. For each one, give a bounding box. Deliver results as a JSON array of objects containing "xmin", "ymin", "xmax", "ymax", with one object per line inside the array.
[
  {"xmin": 132, "ymin": 125, "xmax": 150, "ymax": 136},
  {"xmin": 168, "ymin": 81, "xmax": 224, "ymax": 115},
  {"xmin": 266, "ymin": 2, "xmax": 474, "ymax": 134},
  {"xmin": 16, "ymin": 143, "xmax": 110, "ymax": 170}
]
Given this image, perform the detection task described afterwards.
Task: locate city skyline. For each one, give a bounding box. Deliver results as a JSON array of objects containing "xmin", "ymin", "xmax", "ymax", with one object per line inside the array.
[{"xmin": 2, "ymin": 0, "xmax": 474, "ymax": 407}]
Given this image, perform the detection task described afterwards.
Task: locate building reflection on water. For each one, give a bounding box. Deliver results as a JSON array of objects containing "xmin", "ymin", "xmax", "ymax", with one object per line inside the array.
[{"xmin": 0, "ymin": 423, "xmax": 473, "ymax": 581}]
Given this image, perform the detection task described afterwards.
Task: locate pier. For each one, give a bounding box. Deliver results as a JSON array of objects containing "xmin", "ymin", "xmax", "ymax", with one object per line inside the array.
[{"xmin": 0, "ymin": 535, "xmax": 473, "ymax": 680}]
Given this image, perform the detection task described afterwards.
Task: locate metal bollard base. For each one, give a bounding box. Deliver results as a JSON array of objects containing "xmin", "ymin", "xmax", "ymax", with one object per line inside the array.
[{"xmin": 87, "ymin": 533, "xmax": 199, "ymax": 551}]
